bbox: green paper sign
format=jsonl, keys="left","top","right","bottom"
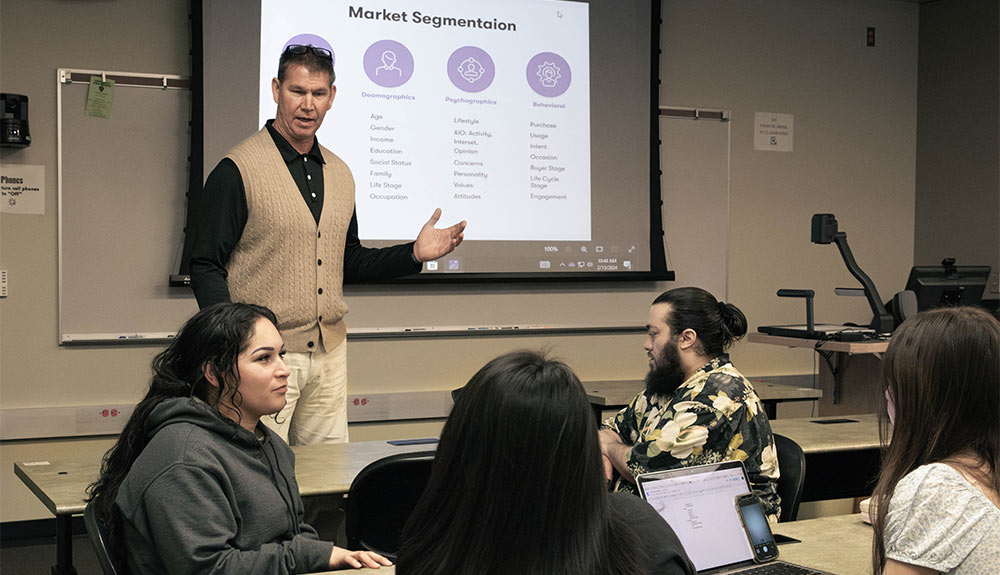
{"left": 85, "top": 76, "right": 115, "bottom": 119}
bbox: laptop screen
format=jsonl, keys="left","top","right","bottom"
{"left": 636, "top": 461, "right": 756, "bottom": 572}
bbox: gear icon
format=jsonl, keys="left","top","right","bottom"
{"left": 536, "top": 61, "right": 562, "bottom": 87}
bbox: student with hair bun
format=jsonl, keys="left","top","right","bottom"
{"left": 599, "top": 287, "right": 781, "bottom": 519}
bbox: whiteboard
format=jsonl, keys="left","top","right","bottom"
{"left": 659, "top": 115, "right": 730, "bottom": 301}
{"left": 58, "top": 71, "right": 198, "bottom": 342}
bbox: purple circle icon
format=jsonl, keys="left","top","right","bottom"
{"left": 283, "top": 33, "right": 336, "bottom": 68}
{"left": 364, "top": 40, "right": 414, "bottom": 88}
{"left": 447, "top": 46, "right": 495, "bottom": 93}
{"left": 526, "top": 52, "right": 571, "bottom": 97}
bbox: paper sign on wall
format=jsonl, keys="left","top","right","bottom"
{"left": 0, "top": 164, "right": 45, "bottom": 214}
{"left": 754, "top": 112, "right": 794, "bottom": 152}
{"left": 86, "top": 76, "right": 115, "bottom": 119}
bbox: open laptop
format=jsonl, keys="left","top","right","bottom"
{"left": 636, "top": 461, "right": 832, "bottom": 575}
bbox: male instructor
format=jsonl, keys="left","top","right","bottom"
{"left": 599, "top": 287, "right": 781, "bottom": 518}
{"left": 188, "top": 35, "right": 466, "bottom": 445}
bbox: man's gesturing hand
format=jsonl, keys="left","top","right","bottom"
{"left": 413, "top": 208, "right": 466, "bottom": 262}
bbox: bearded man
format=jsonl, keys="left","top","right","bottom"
{"left": 598, "top": 287, "right": 781, "bottom": 519}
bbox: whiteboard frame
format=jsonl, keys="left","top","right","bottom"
{"left": 56, "top": 68, "right": 190, "bottom": 344}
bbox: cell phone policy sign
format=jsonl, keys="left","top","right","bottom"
{"left": 754, "top": 112, "right": 793, "bottom": 152}
{"left": 0, "top": 164, "right": 45, "bottom": 214}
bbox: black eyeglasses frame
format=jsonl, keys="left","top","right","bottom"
{"left": 283, "top": 44, "right": 332, "bottom": 60}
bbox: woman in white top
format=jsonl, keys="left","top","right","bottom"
{"left": 872, "top": 306, "right": 1000, "bottom": 574}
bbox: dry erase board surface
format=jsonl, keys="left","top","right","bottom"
{"left": 59, "top": 79, "right": 198, "bottom": 342}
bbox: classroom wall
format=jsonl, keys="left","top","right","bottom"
{"left": 660, "top": 0, "right": 918, "bottom": 373}
{"left": 0, "top": 0, "right": 919, "bottom": 522}
{"left": 0, "top": 0, "right": 191, "bottom": 522}
{"left": 913, "top": 0, "right": 1000, "bottom": 294}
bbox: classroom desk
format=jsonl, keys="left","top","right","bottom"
{"left": 748, "top": 332, "right": 889, "bottom": 416}
{"left": 13, "top": 438, "right": 438, "bottom": 575}
{"left": 770, "top": 414, "right": 884, "bottom": 502}
{"left": 311, "top": 514, "right": 875, "bottom": 575}
{"left": 774, "top": 513, "right": 873, "bottom": 574}
{"left": 16, "top": 418, "right": 880, "bottom": 575}
{"left": 584, "top": 379, "right": 823, "bottom": 422}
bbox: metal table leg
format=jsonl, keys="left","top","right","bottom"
{"left": 51, "top": 514, "right": 78, "bottom": 575}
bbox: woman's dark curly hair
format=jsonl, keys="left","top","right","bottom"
{"left": 86, "top": 302, "right": 277, "bottom": 569}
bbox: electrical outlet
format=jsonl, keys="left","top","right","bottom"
{"left": 77, "top": 404, "right": 134, "bottom": 434}
{"left": 0, "top": 269, "right": 7, "bottom": 298}
{"left": 346, "top": 393, "right": 391, "bottom": 421}
{"left": 990, "top": 272, "right": 1000, "bottom": 294}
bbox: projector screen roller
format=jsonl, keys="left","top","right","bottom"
{"left": 201, "top": 0, "right": 669, "bottom": 281}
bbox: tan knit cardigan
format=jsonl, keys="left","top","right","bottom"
{"left": 226, "top": 129, "right": 353, "bottom": 353}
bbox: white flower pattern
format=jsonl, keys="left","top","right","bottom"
{"left": 603, "top": 355, "right": 781, "bottom": 518}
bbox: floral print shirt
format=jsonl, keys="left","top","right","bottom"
{"left": 603, "top": 355, "right": 781, "bottom": 518}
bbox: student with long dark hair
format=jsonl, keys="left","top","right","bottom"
{"left": 87, "top": 303, "right": 390, "bottom": 574}
{"left": 396, "top": 350, "right": 695, "bottom": 575}
{"left": 871, "top": 306, "right": 1000, "bottom": 574}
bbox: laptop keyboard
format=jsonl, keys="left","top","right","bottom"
{"left": 734, "top": 563, "right": 824, "bottom": 575}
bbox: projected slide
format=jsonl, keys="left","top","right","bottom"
{"left": 260, "top": 0, "right": 591, "bottom": 242}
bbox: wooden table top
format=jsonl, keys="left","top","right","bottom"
{"left": 311, "top": 514, "right": 874, "bottom": 575}
{"left": 13, "top": 458, "right": 100, "bottom": 517}
{"left": 774, "top": 513, "right": 874, "bottom": 574}
{"left": 770, "top": 413, "right": 883, "bottom": 454}
{"left": 749, "top": 332, "right": 890, "bottom": 354}
{"left": 15, "top": 415, "right": 881, "bottom": 519}
{"left": 583, "top": 379, "right": 822, "bottom": 407}
{"left": 292, "top": 440, "right": 437, "bottom": 498}
{"left": 14, "top": 438, "right": 439, "bottom": 517}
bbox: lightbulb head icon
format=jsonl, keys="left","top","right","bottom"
{"left": 537, "top": 61, "right": 561, "bottom": 87}
{"left": 526, "top": 52, "right": 571, "bottom": 97}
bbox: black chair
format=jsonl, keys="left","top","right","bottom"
{"left": 345, "top": 450, "right": 436, "bottom": 559}
{"left": 84, "top": 500, "right": 121, "bottom": 575}
{"left": 773, "top": 433, "right": 806, "bottom": 522}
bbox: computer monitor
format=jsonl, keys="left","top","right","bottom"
{"left": 904, "top": 263, "right": 991, "bottom": 311}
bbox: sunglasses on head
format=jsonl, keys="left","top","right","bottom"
{"left": 283, "top": 44, "right": 332, "bottom": 60}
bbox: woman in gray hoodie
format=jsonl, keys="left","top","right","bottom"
{"left": 87, "top": 302, "right": 390, "bottom": 574}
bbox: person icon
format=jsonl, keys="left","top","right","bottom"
{"left": 363, "top": 40, "right": 413, "bottom": 87}
{"left": 375, "top": 50, "right": 402, "bottom": 77}
{"left": 447, "top": 46, "right": 495, "bottom": 93}
{"left": 458, "top": 57, "right": 485, "bottom": 83}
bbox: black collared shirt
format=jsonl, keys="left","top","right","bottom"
{"left": 187, "top": 121, "right": 420, "bottom": 308}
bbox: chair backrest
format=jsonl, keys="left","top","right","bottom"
{"left": 345, "top": 450, "right": 436, "bottom": 559}
{"left": 772, "top": 433, "right": 806, "bottom": 522}
{"left": 84, "top": 500, "right": 121, "bottom": 575}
